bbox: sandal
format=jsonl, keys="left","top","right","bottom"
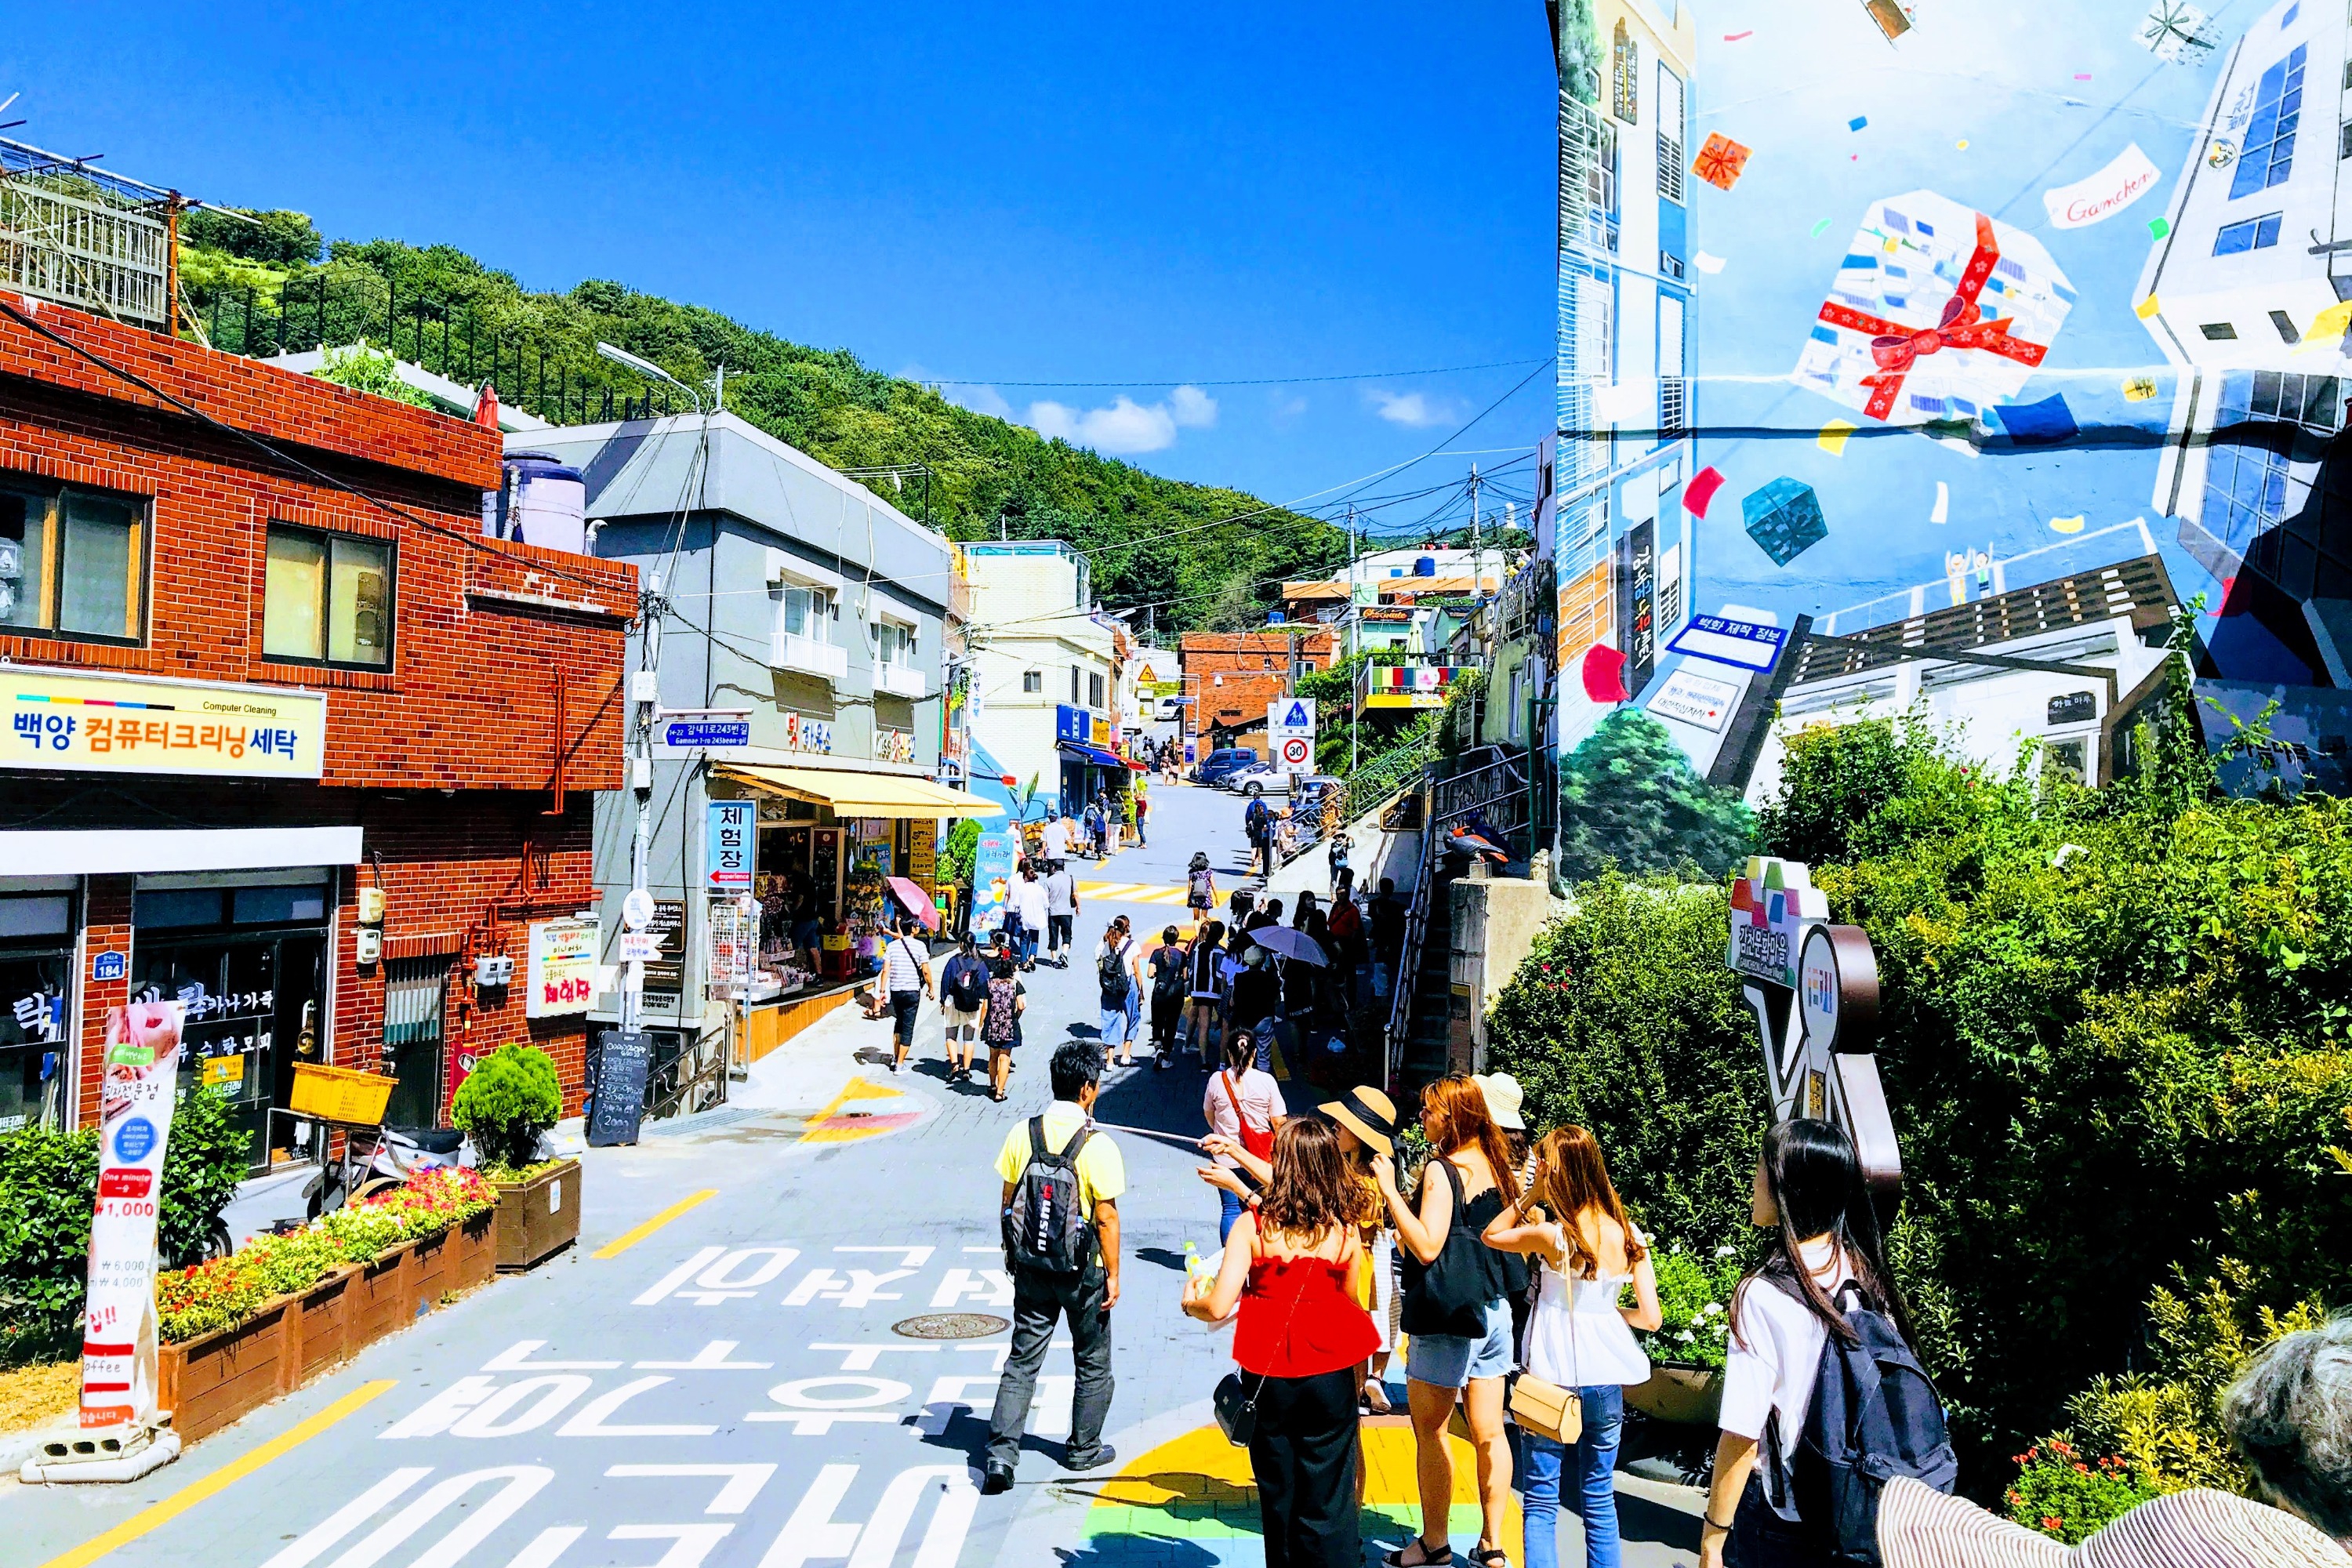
{"left": 1362, "top": 1382, "right": 1392, "bottom": 1416}
{"left": 1382, "top": 1544, "right": 1452, "bottom": 1568}
{"left": 1470, "top": 1550, "right": 1508, "bottom": 1568}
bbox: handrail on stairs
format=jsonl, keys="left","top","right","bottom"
{"left": 1382, "top": 747, "right": 1529, "bottom": 1091}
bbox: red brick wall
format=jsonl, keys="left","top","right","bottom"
{"left": 72, "top": 878, "right": 134, "bottom": 1131}
{"left": 0, "top": 295, "right": 637, "bottom": 793}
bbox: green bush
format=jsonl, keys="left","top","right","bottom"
{"left": 451, "top": 1045, "right": 564, "bottom": 1171}
{"left": 942, "top": 819, "right": 980, "bottom": 888}
{"left": 1641, "top": 1241, "right": 1744, "bottom": 1370}
{"left": 0, "top": 1087, "right": 248, "bottom": 1363}
{"left": 1484, "top": 872, "right": 1766, "bottom": 1254}
{"left": 313, "top": 342, "right": 439, "bottom": 410}
{"left": 1555, "top": 709, "right": 1754, "bottom": 884}
{"left": 2003, "top": 1439, "right": 2156, "bottom": 1543}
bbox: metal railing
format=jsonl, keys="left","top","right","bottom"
{"left": 647, "top": 1025, "right": 730, "bottom": 1121}
{"left": 1384, "top": 747, "right": 1530, "bottom": 1090}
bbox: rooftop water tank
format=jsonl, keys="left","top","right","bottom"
{"left": 1414, "top": 555, "right": 1437, "bottom": 576}
{"left": 1266, "top": 610, "right": 1287, "bottom": 624}
{"left": 492, "top": 451, "right": 587, "bottom": 553}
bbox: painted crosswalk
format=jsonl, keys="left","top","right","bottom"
{"left": 1075, "top": 880, "right": 1193, "bottom": 906}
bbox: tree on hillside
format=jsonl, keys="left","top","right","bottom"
{"left": 1555, "top": 707, "right": 1754, "bottom": 882}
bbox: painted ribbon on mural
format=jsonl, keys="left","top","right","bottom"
{"left": 1815, "top": 213, "right": 2050, "bottom": 422}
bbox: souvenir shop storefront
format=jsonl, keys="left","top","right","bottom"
{"left": 708, "top": 762, "right": 1000, "bottom": 1057}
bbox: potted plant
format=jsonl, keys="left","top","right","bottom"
{"left": 1627, "top": 1242, "right": 1741, "bottom": 1425}
{"left": 452, "top": 1044, "right": 579, "bottom": 1270}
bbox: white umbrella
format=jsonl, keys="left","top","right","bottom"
{"left": 1248, "top": 926, "right": 1330, "bottom": 967}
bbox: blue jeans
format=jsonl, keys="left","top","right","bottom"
{"left": 1519, "top": 1383, "right": 1624, "bottom": 1568}
{"left": 1018, "top": 926, "right": 1039, "bottom": 964}
{"left": 1099, "top": 1005, "right": 1132, "bottom": 1048}
{"left": 1218, "top": 1185, "right": 1245, "bottom": 1243}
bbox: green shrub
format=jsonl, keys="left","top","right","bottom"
{"left": 1555, "top": 709, "right": 1754, "bottom": 884}
{"left": 942, "top": 819, "right": 980, "bottom": 888}
{"left": 2003, "top": 1439, "right": 2156, "bottom": 1543}
{"left": 313, "top": 341, "right": 439, "bottom": 410}
{"left": 1640, "top": 1241, "right": 1743, "bottom": 1370}
{"left": 451, "top": 1045, "right": 564, "bottom": 1171}
{"left": 0, "top": 1087, "right": 246, "bottom": 1363}
{"left": 1484, "top": 872, "right": 1766, "bottom": 1254}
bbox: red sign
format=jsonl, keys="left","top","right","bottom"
{"left": 98, "top": 1169, "right": 152, "bottom": 1200}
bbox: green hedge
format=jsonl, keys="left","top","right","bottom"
{"left": 0, "top": 1086, "right": 249, "bottom": 1363}
{"left": 1486, "top": 704, "right": 2352, "bottom": 1483}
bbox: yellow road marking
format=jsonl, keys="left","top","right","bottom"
{"left": 797, "top": 1075, "right": 920, "bottom": 1145}
{"left": 591, "top": 1189, "right": 719, "bottom": 1259}
{"left": 38, "top": 1380, "right": 396, "bottom": 1568}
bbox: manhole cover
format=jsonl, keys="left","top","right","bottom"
{"left": 891, "top": 1313, "right": 1010, "bottom": 1340}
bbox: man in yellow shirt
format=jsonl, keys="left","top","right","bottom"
{"left": 982, "top": 1039, "right": 1124, "bottom": 1493}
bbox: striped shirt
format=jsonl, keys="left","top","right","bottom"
{"left": 883, "top": 937, "right": 927, "bottom": 995}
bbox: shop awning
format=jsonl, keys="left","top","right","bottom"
{"left": 1058, "top": 742, "right": 1127, "bottom": 770}
{"left": 715, "top": 763, "right": 1003, "bottom": 818}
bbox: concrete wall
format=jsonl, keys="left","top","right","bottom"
{"left": 1447, "top": 863, "right": 1568, "bottom": 1073}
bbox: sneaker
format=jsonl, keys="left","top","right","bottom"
{"left": 980, "top": 1465, "right": 1014, "bottom": 1496}
{"left": 1060, "top": 1443, "right": 1116, "bottom": 1473}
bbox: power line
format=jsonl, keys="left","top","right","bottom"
{"left": 922, "top": 357, "right": 1547, "bottom": 390}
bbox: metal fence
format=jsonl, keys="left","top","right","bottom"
{"left": 185, "top": 270, "right": 686, "bottom": 425}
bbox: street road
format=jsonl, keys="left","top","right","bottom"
{"left": 12, "top": 782, "right": 1696, "bottom": 1567}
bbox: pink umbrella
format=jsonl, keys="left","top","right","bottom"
{"left": 887, "top": 877, "right": 941, "bottom": 932}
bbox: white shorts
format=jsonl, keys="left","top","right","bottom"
{"left": 942, "top": 1006, "right": 982, "bottom": 1034}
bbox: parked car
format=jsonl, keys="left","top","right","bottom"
{"left": 1195, "top": 748, "right": 1260, "bottom": 787}
{"left": 1229, "top": 763, "right": 1290, "bottom": 797}
{"left": 1293, "top": 775, "right": 1343, "bottom": 812}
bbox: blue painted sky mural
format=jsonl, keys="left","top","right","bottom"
{"left": 1552, "top": 0, "right": 2352, "bottom": 798}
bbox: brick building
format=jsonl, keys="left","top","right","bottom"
{"left": 1178, "top": 628, "right": 1335, "bottom": 757}
{"left": 0, "top": 293, "right": 635, "bottom": 1168}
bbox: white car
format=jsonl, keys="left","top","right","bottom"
{"left": 1226, "top": 762, "right": 1291, "bottom": 797}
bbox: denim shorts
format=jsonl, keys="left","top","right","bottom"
{"left": 1406, "top": 1296, "right": 1514, "bottom": 1388}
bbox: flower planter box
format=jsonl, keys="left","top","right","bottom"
{"left": 494, "top": 1160, "right": 582, "bottom": 1272}
{"left": 1626, "top": 1363, "right": 1724, "bottom": 1427}
{"left": 158, "top": 1217, "right": 495, "bottom": 1446}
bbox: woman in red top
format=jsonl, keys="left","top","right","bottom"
{"left": 1186, "top": 1118, "right": 1381, "bottom": 1567}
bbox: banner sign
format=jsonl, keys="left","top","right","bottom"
{"left": 1665, "top": 613, "right": 1789, "bottom": 673}
{"left": 81, "top": 1001, "right": 185, "bottom": 1432}
{"left": 2041, "top": 143, "right": 2160, "bottom": 230}
{"left": 5, "top": 667, "right": 326, "bottom": 780}
{"left": 525, "top": 917, "right": 601, "bottom": 1019}
{"left": 969, "top": 828, "right": 1018, "bottom": 933}
{"left": 706, "top": 800, "right": 755, "bottom": 889}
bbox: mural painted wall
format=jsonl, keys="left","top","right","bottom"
{"left": 1546, "top": 0, "right": 2352, "bottom": 814}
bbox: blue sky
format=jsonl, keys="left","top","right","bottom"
{"left": 0, "top": 3, "right": 1560, "bottom": 535}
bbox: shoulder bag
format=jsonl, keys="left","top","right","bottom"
{"left": 1212, "top": 1233, "right": 1317, "bottom": 1448}
{"left": 1399, "top": 1158, "right": 1501, "bottom": 1338}
{"left": 1508, "top": 1250, "right": 1582, "bottom": 1444}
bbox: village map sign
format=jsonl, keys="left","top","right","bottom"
{"left": 1727, "top": 855, "right": 1902, "bottom": 1193}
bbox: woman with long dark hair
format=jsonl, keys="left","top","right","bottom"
{"left": 1373, "top": 1074, "right": 1523, "bottom": 1568}
{"left": 1700, "top": 1119, "right": 1918, "bottom": 1568}
{"left": 1185, "top": 1118, "right": 1380, "bottom": 1568}
{"left": 1484, "top": 1126, "right": 1662, "bottom": 1568}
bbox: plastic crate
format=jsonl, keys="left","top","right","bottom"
{"left": 289, "top": 1062, "right": 395, "bottom": 1125}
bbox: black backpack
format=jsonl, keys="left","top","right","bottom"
{"left": 1003, "top": 1118, "right": 1095, "bottom": 1275}
{"left": 1151, "top": 946, "right": 1186, "bottom": 1000}
{"left": 1098, "top": 944, "right": 1130, "bottom": 1004}
{"left": 946, "top": 956, "right": 987, "bottom": 1013}
{"left": 1767, "top": 1281, "right": 1959, "bottom": 1566}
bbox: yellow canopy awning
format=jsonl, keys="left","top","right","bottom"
{"left": 716, "top": 763, "right": 1004, "bottom": 819}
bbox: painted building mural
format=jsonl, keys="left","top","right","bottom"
{"left": 1544, "top": 0, "right": 2352, "bottom": 823}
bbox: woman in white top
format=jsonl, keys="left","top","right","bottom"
{"left": 1700, "top": 1119, "right": 1920, "bottom": 1568}
{"left": 1484, "top": 1125, "right": 1662, "bottom": 1568}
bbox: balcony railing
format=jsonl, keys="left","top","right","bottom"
{"left": 770, "top": 631, "right": 849, "bottom": 684}
{"left": 873, "top": 662, "right": 929, "bottom": 699}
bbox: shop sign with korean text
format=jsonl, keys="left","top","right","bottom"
{"left": 5, "top": 666, "right": 326, "bottom": 779}
{"left": 525, "top": 916, "right": 601, "bottom": 1019}
{"left": 706, "top": 800, "right": 755, "bottom": 889}
{"left": 80, "top": 1001, "right": 185, "bottom": 1432}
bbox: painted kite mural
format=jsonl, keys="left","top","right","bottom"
{"left": 1541, "top": 0, "right": 2352, "bottom": 821}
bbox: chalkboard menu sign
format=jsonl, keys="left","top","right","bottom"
{"left": 587, "top": 1029, "right": 654, "bottom": 1146}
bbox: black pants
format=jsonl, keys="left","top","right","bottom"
{"left": 1048, "top": 913, "right": 1074, "bottom": 955}
{"left": 889, "top": 989, "right": 920, "bottom": 1046}
{"left": 1151, "top": 994, "right": 1182, "bottom": 1049}
{"left": 987, "top": 1265, "right": 1114, "bottom": 1470}
{"left": 1725, "top": 1473, "right": 1828, "bottom": 1568}
{"left": 1248, "top": 1365, "right": 1360, "bottom": 1568}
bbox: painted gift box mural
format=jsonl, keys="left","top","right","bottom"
{"left": 1795, "top": 194, "right": 2072, "bottom": 427}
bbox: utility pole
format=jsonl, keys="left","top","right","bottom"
{"left": 1347, "top": 503, "right": 1359, "bottom": 775}
{"left": 1468, "top": 462, "right": 1486, "bottom": 655}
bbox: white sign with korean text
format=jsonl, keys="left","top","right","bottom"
{"left": 1649, "top": 666, "right": 1741, "bottom": 733}
{"left": 525, "top": 917, "right": 601, "bottom": 1019}
{"left": 80, "top": 1001, "right": 185, "bottom": 1432}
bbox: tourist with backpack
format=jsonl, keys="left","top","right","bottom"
{"left": 1096, "top": 916, "right": 1138, "bottom": 1068}
{"left": 983, "top": 1040, "right": 1125, "bottom": 1495}
{"left": 1185, "top": 918, "right": 1227, "bottom": 1067}
{"left": 939, "top": 932, "right": 990, "bottom": 1084}
{"left": 1186, "top": 851, "right": 1218, "bottom": 927}
{"left": 1483, "top": 1125, "right": 1664, "bottom": 1568}
{"left": 1700, "top": 1119, "right": 1955, "bottom": 1568}
{"left": 1145, "top": 924, "right": 1189, "bottom": 1069}
{"left": 978, "top": 954, "right": 1025, "bottom": 1103}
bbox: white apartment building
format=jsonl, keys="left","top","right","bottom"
{"left": 1549, "top": 0, "right": 1700, "bottom": 758}
{"left": 960, "top": 540, "right": 1118, "bottom": 815}
{"left": 2140, "top": 0, "right": 2350, "bottom": 582}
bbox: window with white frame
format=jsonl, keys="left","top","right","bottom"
{"left": 777, "top": 583, "right": 835, "bottom": 640}
{"left": 1022, "top": 669, "right": 1043, "bottom": 693}
{"left": 871, "top": 619, "right": 915, "bottom": 667}
{"left": 1656, "top": 64, "right": 1686, "bottom": 202}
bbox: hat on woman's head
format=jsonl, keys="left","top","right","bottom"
{"left": 1319, "top": 1085, "right": 1398, "bottom": 1158}
{"left": 1475, "top": 1072, "right": 1526, "bottom": 1131}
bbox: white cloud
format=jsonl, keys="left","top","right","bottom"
{"left": 941, "top": 382, "right": 1015, "bottom": 420}
{"left": 1024, "top": 385, "right": 1218, "bottom": 455}
{"left": 1367, "top": 388, "right": 1457, "bottom": 427}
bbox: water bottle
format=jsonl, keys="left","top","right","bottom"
{"left": 1183, "top": 1240, "right": 1208, "bottom": 1284}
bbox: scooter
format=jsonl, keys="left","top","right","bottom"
{"left": 303, "top": 1124, "right": 465, "bottom": 1219}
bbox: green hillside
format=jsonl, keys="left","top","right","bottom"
{"left": 178, "top": 209, "right": 1345, "bottom": 630}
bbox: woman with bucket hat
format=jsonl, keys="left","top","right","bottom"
{"left": 1324, "top": 1085, "right": 1403, "bottom": 1416}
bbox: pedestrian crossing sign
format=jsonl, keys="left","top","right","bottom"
{"left": 1280, "top": 700, "right": 1310, "bottom": 728}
